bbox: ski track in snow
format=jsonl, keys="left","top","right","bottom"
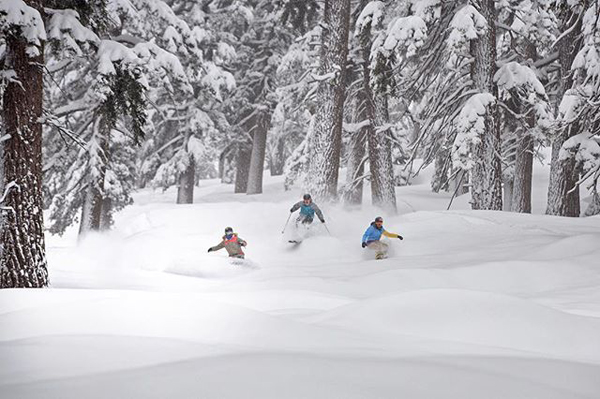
{"left": 2, "top": 166, "right": 600, "bottom": 398}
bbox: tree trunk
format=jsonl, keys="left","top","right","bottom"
{"left": 269, "top": 137, "right": 286, "bottom": 176}
{"left": 234, "top": 141, "right": 252, "bottom": 193}
{"left": 177, "top": 154, "right": 195, "bottom": 204}
{"left": 99, "top": 197, "right": 113, "bottom": 231}
{"left": 247, "top": 114, "right": 269, "bottom": 195}
{"left": 546, "top": 8, "right": 583, "bottom": 217}
{"left": 307, "top": 0, "right": 351, "bottom": 201}
{"left": 511, "top": 134, "right": 533, "bottom": 213}
{"left": 510, "top": 43, "right": 537, "bottom": 214}
{"left": 343, "top": 94, "right": 367, "bottom": 205}
{"left": 0, "top": 3, "right": 49, "bottom": 288}
{"left": 370, "top": 94, "right": 397, "bottom": 212}
{"left": 469, "top": 0, "right": 502, "bottom": 210}
{"left": 359, "top": 34, "right": 397, "bottom": 212}
{"left": 432, "top": 145, "right": 450, "bottom": 193}
{"left": 79, "top": 118, "right": 109, "bottom": 237}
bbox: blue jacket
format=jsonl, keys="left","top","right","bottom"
{"left": 362, "top": 223, "right": 398, "bottom": 244}
{"left": 290, "top": 201, "right": 324, "bottom": 222}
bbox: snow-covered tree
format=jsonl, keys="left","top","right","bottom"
{"left": 548, "top": 0, "right": 600, "bottom": 217}
{"left": 307, "top": 0, "right": 351, "bottom": 201}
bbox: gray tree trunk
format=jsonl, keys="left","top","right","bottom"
{"left": 546, "top": 8, "right": 583, "bottom": 217}
{"left": 79, "top": 118, "right": 109, "bottom": 237}
{"left": 359, "top": 34, "right": 396, "bottom": 212}
{"left": 511, "top": 134, "right": 533, "bottom": 213}
{"left": 510, "top": 44, "right": 537, "bottom": 214}
{"left": 177, "top": 154, "right": 195, "bottom": 204}
{"left": 99, "top": 197, "right": 113, "bottom": 231}
{"left": 269, "top": 137, "right": 286, "bottom": 176}
{"left": 469, "top": 0, "right": 502, "bottom": 210}
{"left": 234, "top": 141, "right": 252, "bottom": 193}
{"left": 307, "top": 0, "right": 351, "bottom": 201}
{"left": 344, "top": 94, "right": 368, "bottom": 205}
{"left": 370, "top": 94, "right": 397, "bottom": 212}
{"left": 247, "top": 114, "right": 269, "bottom": 195}
{"left": 0, "top": 0, "right": 49, "bottom": 288}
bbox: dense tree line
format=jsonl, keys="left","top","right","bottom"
{"left": 1, "top": 0, "right": 599, "bottom": 287}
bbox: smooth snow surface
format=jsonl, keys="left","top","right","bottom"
{"left": 2, "top": 165, "right": 600, "bottom": 399}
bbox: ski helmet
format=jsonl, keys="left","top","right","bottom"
{"left": 224, "top": 227, "right": 233, "bottom": 234}
{"left": 374, "top": 216, "right": 383, "bottom": 223}
{"left": 303, "top": 193, "right": 312, "bottom": 201}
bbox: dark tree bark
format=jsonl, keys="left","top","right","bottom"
{"left": 1, "top": 0, "right": 49, "bottom": 288}
{"left": 469, "top": 0, "right": 503, "bottom": 211}
{"left": 546, "top": 7, "right": 584, "bottom": 217}
{"left": 307, "top": 0, "right": 351, "bottom": 201}
{"left": 246, "top": 114, "right": 269, "bottom": 195}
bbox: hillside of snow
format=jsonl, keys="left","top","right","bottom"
{"left": 1, "top": 162, "right": 600, "bottom": 399}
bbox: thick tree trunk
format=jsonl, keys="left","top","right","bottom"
{"left": 546, "top": 9, "right": 583, "bottom": 217}
{"left": 469, "top": 0, "right": 502, "bottom": 210}
{"left": 234, "top": 141, "right": 252, "bottom": 193}
{"left": 511, "top": 134, "right": 533, "bottom": 213}
{"left": 0, "top": 6, "right": 49, "bottom": 288}
{"left": 269, "top": 137, "right": 286, "bottom": 176}
{"left": 359, "top": 36, "right": 397, "bottom": 212}
{"left": 307, "top": 0, "right": 351, "bottom": 201}
{"left": 99, "top": 197, "right": 113, "bottom": 231}
{"left": 370, "top": 95, "right": 397, "bottom": 212}
{"left": 247, "top": 114, "right": 269, "bottom": 195}
{"left": 177, "top": 154, "right": 195, "bottom": 204}
{"left": 510, "top": 44, "right": 536, "bottom": 214}
{"left": 344, "top": 94, "right": 367, "bottom": 205}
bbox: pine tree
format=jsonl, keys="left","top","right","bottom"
{"left": 0, "top": 0, "right": 48, "bottom": 288}
{"left": 307, "top": 0, "right": 351, "bottom": 200}
{"left": 546, "top": 2, "right": 585, "bottom": 217}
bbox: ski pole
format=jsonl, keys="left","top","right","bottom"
{"left": 281, "top": 213, "right": 292, "bottom": 234}
{"left": 322, "top": 221, "right": 331, "bottom": 236}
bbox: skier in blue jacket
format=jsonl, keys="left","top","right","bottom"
{"left": 290, "top": 194, "right": 325, "bottom": 225}
{"left": 362, "top": 216, "right": 403, "bottom": 259}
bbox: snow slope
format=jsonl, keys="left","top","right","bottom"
{"left": 1, "top": 163, "right": 600, "bottom": 399}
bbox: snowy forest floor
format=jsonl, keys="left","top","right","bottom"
{"left": 2, "top": 161, "right": 600, "bottom": 399}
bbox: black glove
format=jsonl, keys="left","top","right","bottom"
{"left": 320, "top": 219, "right": 325, "bottom": 223}
{"left": 362, "top": 242, "right": 367, "bottom": 248}
{"left": 290, "top": 208, "right": 294, "bottom": 213}
{"left": 207, "top": 248, "right": 213, "bottom": 252}
{"left": 398, "top": 236, "right": 404, "bottom": 240}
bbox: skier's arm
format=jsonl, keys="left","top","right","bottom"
{"left": 383, "top": 230, "right": 403, "bottom": 240}
{"left": 208, "top": 241, "right": 225, "bottom": 252}
{"left": 312, "top": 204, "right": 325, "bottom": 222}
{"left": 290, "top": 201, "right": 301, "bottom": 213}
{"left": 239, "top": 238, "right": 247, "bottom": 247}
{"left": 362, "top": 228, "right": 370, "bottom": 244}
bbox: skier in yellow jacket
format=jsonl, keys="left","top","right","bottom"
{"left": 361, "top": 217, "right": 403, "bottom": 259}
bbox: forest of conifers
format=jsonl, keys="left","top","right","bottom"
{"left": 1, "top": 0, "right": 599, "bottom": 288}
